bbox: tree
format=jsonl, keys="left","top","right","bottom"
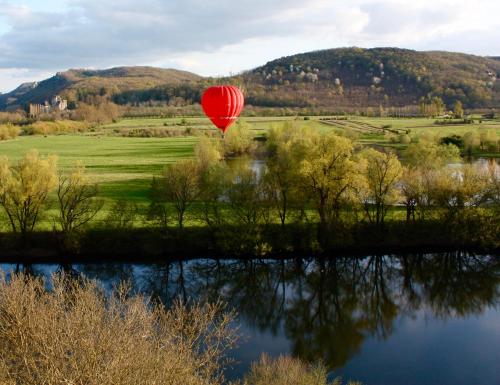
{"left": 404, "top": 139, "right": 460, "bottom": 169}
{"left": 463, "top": 131, "right": 480, "bottom": 156}
{"left": 198, "top": 163, "right": 231, "bottom": 228}
{"left": 478, "top": 128, "right": 498, "bottom": 152}
{"left": 431, "top": 96, "right": 445, "bottom": 117}
{"left": 57, "top": 162, "right": 102, "bottom": 250}
{"left": 300, "top": 132, "right": 359, "bottom": 228}
{"left": 75, "top": 102, "right": 120, "bottom": 124}
{"left": 432, "top": 164, "right": 491, "bottom": 222}
{"left": 194, "top": 137, "right": 230, "bottom": 228}
{"left": 361, "top": 149, "right": 402, "bottom": 227}
{"left": 104, "top": 200, "right": 139, "bottom": 229}
{"left": 263, "top": 123, "right": 308, "bottom": 226}
{"left": 453, "top": 100, "right": 464, "bottom": 118}
{"left": 223, "top": 120, "right": 255, "bottom": 156}
{"left": 162, "top": 160, "right": 199, "bottom": 229}
{"left": 400, "top": 167, "right": 423, "bottom": 222}
{"left": 227, "top": 161, "right": 263, "bottom": 227}
{"left": 195, "top": 136, "right": 222, "bottom": 174}
{"left": 0, "top": 150, "right": 58, "bottom": 241}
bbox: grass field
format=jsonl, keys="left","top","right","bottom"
{"left": 102, "top": 115, "right": 500, "bottom": 140}
{"left": 0, "top": 135, "right": 197, "bottom": 202}
{"left": 0, "top": 115, "right": 499, "bottom": 230}
{"left": 2, "top": 115, "right": 499, "bottom": 200}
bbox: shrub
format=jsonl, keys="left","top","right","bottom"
{"left": 123, "top": 127, "right": 192, "bottom": 137}
{"left": 440, "top": 135, "right": 463, "bottom": 148}
{"left": 385, "top": 132, "right": 397, "bottom": 143}
{"left": 398, "top": 133, "right": 411, "bottom": 144}
{"left": 23, "top": 120, "right": 90, "bottom": 135}
{"left": 223, "top": 120, "right": 255, "bottom": 156}
{"left": 0, "top": 124, "right": 20, "bottom": 140}
{"left": 103, "top": 200, "right": 139, "bottom": 229}
{"left": 0, "top": 273, "right": 238, "bottom": 385}
{"left": 245, "top": 354, "right": 360, "bottom": 385}
{"left": 0, "top": 112, "right": 26, "bottom": 124}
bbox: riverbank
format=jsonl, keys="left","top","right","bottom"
{"left": 0, "top": 220, "right": 498, "bottom": 263}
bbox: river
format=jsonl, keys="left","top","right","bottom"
{"left": 1, "top": 253, "right": 499, "bottom": 385}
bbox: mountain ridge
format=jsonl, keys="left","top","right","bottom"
{"left": 1, "top": 47, "right": 499, "bottom": 111}
{"left": 0, "top": 66, "right": 201, "bottom": 110}
{"left": 237, "top": 47, "right": 500, "bottom": 109}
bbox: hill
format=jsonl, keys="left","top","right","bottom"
{"left": 237, "top": 48, "right": 500, "bottom": 109}
{"left": 1, "top": 48, "right": 499, "bottom": 111}
{"left": 0, "top": 66, "right": 201, "bottom": 111}
{"left": 112, "top": 48, "right": 500, "bottom": 110}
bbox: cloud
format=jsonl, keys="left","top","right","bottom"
{"left": 0, "top": 0, "right": 309, "bottom": 69}
{"left": 0, "top": 68, "right": 53, "bottom": 92}
{"left": 0, "top": 0, "right": 499, "bottom": 92}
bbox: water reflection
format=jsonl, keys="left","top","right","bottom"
{"left": 2, "top": 253, "right": 498, "bottom": 376}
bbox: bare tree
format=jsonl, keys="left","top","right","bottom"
{"left": 361, "top": 149, "right": 402, "bottom": 227}
{"left": 162, "top": 159, "right": 199, "bottom": 229}
{"left": 57, "top": 162, "right": 102, "bottom": 249}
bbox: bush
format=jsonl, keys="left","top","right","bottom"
{"left": 23, "top": 120, "right": 90, "bottom": 135}
{"left": 123, "top": 127, "right": 193, "bottom": 137}
{"left": 0, "top": 124, "right": 20, "bottom": 140}
{"left": 0, "top": 112, "right": 25, "bottom": 124}
{"left": 245, "top": 354, "right": 360, "bottom": 385}
{"left": 440, "top": 135, "right": 463, "bottom": 148}
{"left": 0, "top": 273, "right": 238, "bottom": 385}
{"left": 434, "top": 118, "right": 473, "bottom": 125}
{"left": 223, "top": 120, "right": 256, "bottom": 156}
{"left": 398, "top": 133, "right": 411, "bottom": 144}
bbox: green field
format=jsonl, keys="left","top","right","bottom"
{"left": 102, "top": 115, "right": 500, "bottom": 139}
{"left": 0, "top": 135, "right": 197, "bottom": 202}
{"left": 1, "top": 115, "right": 499, "bottom": 226}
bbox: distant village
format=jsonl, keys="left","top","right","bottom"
{"left": 29, "top": 96, "right": 68, "bottom": 117}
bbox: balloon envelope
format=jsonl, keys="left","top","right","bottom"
{"left": 201, "top": 85, "right": 244, "bottom": 134}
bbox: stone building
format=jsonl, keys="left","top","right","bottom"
{"left": 29, "top": 95, "right": 68, "bottom": 117}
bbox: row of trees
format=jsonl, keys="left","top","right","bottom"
{"left": 149, "top": 124, "right": 498, "bottom": 244}
{"left": 0, "top": 126, "right": 498, "bottom": 252}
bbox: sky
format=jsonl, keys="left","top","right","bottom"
{"left": 0, "top": 0, "right": 499, "bottom": 93}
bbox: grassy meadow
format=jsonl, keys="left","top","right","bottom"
{"left": 0, "top": 135, "right": 198, "bottom": 229}
{"left": 0, "top": 135, "right": 197, "bottom": 202}
{"left": 1, "top": 115, "right": 499, "bottom": 230}
{"left": 101, "top": 114, "right": 500, "bottom": 140}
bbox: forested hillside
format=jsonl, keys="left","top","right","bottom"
{"left": 1, "top": 48, "right": 499, "bottom": 112}
{"left": 0, "top": 67, "right": 201, "bottom": 110}
{"left": 238, "top": 48, "right": 500, "bottom": 109}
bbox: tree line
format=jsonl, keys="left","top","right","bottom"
{"left": 0, "top": 123, "right": 499, "bottom": 254}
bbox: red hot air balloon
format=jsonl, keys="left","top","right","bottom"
{"left": 201, "top": 85, "right": 244, "bottom": 135}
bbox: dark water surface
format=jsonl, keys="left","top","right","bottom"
{"left": 1, "top": 253, "right": 499, "bottom": 385}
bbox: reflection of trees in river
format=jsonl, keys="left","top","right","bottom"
{"left": 129, "top": 254, "right": 498, "bottom": 370}
{"left": 17, "top": 253, "right": 499, "bottom": 371}
{"left": 405, "top": 253, "right": 500, "bottom": 318}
